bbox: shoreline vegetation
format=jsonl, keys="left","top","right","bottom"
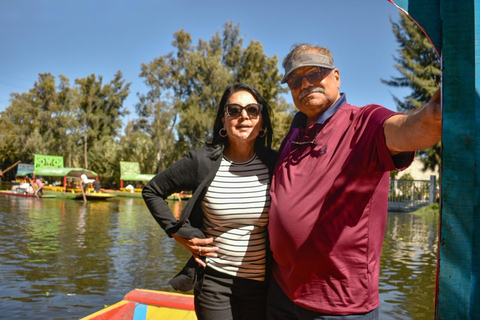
{"left": 412, "top": 202, "right": 440, "bottom": 215}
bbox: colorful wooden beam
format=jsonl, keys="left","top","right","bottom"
{"left": 81, "top": 289, "right": 196, "bottom": 320}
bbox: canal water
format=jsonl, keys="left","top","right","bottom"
{"left": 0, "top": 186, "right": 438, "bottom": 319}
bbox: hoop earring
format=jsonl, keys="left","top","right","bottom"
{"left": 219, "top": 128, "right": 227, "bottom": 137}
{"left": 258, "top": 129, "right": 266, "bottom": 138}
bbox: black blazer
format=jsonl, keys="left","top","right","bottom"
{"left": 142, "top": 144, "right": 277, "bottom": 291}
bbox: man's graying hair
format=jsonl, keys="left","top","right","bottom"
{"left": 282, "top": 44, "right": 334, "bottom": 69}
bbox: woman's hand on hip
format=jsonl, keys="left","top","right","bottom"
{"left": 172, "top": 234, "right": 218, "bottom": 267}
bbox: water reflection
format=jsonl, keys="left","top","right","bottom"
{"left": 0, "top": 196, "right": 191, "bottom": 319}
{"left": 380, "top": 211, "right": 438, "bottom": 319}
{"left": 0, "top": 192, "right": 438, "bottom": 319}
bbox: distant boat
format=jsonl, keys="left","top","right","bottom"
{"left": 0, "top": 190, "right": 55, "bottom": 199}
{"left": 115, "top": 161, "right": 155, "bottom": 197}
{"left": 34, "top": 154, "right": 115, "bottom": 201}
{"left": 113, "top": 162, "right": 193, "bottom": 201}
{"left": 41, "top": 190, "right": 116, "bottom": 200}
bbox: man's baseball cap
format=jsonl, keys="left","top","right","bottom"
{"left": 281, "top": 52, "right": 335, "bottom": 84}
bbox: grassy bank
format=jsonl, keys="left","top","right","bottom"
{"left": 413, "top": 202, "right": 440, "bottom": 215}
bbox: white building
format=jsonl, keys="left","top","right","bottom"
{"left": 399, "top": 157, "right": 439, "bottom": 181}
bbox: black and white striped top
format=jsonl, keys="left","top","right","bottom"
{"left": 201, "top": 155, "right": 270, "bottom": 281}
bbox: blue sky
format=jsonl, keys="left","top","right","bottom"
{"left": 1, "top": 0, "right": 409, "bottom": 119}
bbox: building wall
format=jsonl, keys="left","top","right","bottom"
{"left": 399, "top": 157, "right": 439, "bottom": 181}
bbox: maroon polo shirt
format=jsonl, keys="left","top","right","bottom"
{"left": 269, "top": 95, "right": 413, "bottom": 315}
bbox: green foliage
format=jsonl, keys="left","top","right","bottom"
{"left": 132, "top": 22, "right": 293, "bottom": 171}
{"left": 0, "top": 73, "right": 81, "bottom": 165}
{"left": 383, "top": 14, "right": 441, "bottom": 172}
{"left": 0, "top": 22, "right": 295, "bottom": 185}
{"left": 75, "top": 71, "right": 130, "bottom": 177}
{"left": 412, "top": 202, "right": 440, "bottom": 216}
{"left": 87, "top": 136, "right": 122, "bottom": 185}
{"left": 398, "top": 173, "right": 414, "bottom": 181}
{"left": 392, "top": 173, "right": 431, "bottom": 202}
{"left": 120, "top": 123, "right": 157, "bottom": 174}
{"left": 397, "top": 173, "right": 414, "bottom": 199}
{"left": 0, "top": 72, "right": 130, "bottom": 187}
{"left": 390, "top": 170, "right": 399, "bottom": 179}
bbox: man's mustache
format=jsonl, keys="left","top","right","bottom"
{"left": 298, "top": 87, "right": 324, "bottom": 100}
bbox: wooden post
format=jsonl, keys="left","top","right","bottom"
{"left": 429, "top": 175, "right": 436, "bottom": 204}
{"left": 0, "top": 160, "right": 21, "bottom": 176}
{"left": 388, "top": 0, "right": 480, "bottom": 318}
{"left": 79, "top": 177, "right": 87, "bottom": 203}
{"left": 436, "top": 0, "right": 479, "bottom": 318}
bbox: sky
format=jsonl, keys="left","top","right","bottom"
{"left": 0, "top": 0, "right": 410, "bottom": 120}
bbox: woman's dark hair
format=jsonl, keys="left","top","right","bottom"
{"left": 210, "top": 83, "right": 273, "bottom": 155}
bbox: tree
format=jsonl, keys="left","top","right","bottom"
{"left": 133, "top": 22, "right": 293, "bottom": 172}
{"left": 54, "top": 75, "right": 83, "bottom": 167}
{"left": 120, "top": 123, "right": 156, "bottom": 173}
{"left": 0, "top": 73, "right": 81, "bottom": 165}
{"left": 0, "top": 72, "right": 131, "bottom": 186}
{"left": 383, "top": 14, "right": 441, "bottom": 172}
{"left": 75, "top": 71, "right": 130, "bottom": 176}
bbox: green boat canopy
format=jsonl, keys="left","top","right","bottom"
{"left": 119, "top": 161, "right": 155, "bottom": 182}
{"left": 120, "top": 173, "right": 155, "bottom": 181}
{"left": 34, "top": 167, "right": 98, "bottom": 179}
{"left": 33, "top": 154, "right": 97, "bottom": 179}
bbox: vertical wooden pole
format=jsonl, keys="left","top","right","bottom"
{"left": 388, "top": 0, "right": 479, "bottom": 318}
{"left": 436, "top": 0, "right": 479, "bottom": 318}
{"left": 79, "top": 177, "right": 87, "bottom": 203}
{"left": 429, "top": 175, "right": 436, "bottom": 204}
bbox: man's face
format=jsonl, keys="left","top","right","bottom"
{"left": 288, "top": 63, "right": 341, "bottom": 123}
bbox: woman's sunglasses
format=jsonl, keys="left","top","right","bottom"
{"left": 287, "top": 67, "right": 332, "bottom": 90}
{"left": 225, "top": 103, "right": 263, "bottom": 118}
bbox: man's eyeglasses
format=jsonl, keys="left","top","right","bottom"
{"left": 225, "top": 103, "right": 263, "bottom": 118}
{"left": 290, "top": 129, "right": 321, "bottom": 145}
{"left": 289, "top": 125, "right": 323, "bottom": 146}
{"left": 286, "top": 67, "right": 332, "bottom": 90}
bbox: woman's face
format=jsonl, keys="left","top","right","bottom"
{"left": 222, "top": 90, "right": 263, "bottom": 148}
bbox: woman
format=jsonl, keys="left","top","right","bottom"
{"left": 142, "top": 83, "right": 276, "bottom": 320}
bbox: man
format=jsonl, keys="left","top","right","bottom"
{"left": 80, "top": 172, "right": 90, "bottom": 192}
{"left": 93, "top": 177, "right": 101, "bottom": 193}
{"left": 267, "top": 44, "right": 441, "bottom": 319}
{"left": 34, "top": 177, "right": 44, "bottom": 196}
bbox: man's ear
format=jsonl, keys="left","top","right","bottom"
{"left": 334, "top": 68, "right": 341, "bottom": 89}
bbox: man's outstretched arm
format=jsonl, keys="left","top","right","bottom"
{"left": 384, "top": 89, "right": 442, "bottom": 155}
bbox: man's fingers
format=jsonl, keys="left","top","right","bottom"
{"left": 194, "top": 256, "right": 206, "bottom": 268}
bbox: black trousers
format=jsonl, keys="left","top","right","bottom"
{"left": 194, "top": 267, "right": 266, "bottom": 320}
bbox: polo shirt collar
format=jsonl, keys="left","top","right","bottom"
{"left": 290, "top": 93, "right": 347, "bottom": 129}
